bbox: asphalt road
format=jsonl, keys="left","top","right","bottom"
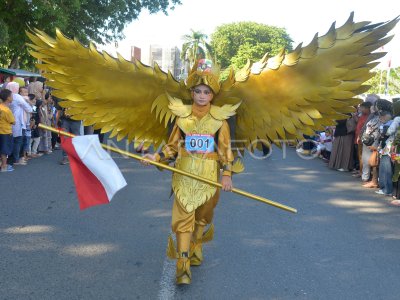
{"left": 1, "top": 142, "right": 400, "bottom": 300}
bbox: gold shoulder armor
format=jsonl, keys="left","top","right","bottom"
{"left": 167, "top": 94, "right": 192, "bottom": 118}
{"left": 209, "top": 101, "right": 241, "bottom": 120}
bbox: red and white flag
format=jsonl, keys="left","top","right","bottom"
{"left": 61, "top": 135, "right": 127, "bottom": 210}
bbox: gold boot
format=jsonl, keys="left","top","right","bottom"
{"left": 189, "top": 223, "right": 214, "bottom": 266}
{"left": 190, "top": 241, "right": 203, "bottom": 266}
{"left": 176, "top": 254, "right": 191, "bottom": 285}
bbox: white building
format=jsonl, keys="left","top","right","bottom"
{"left": 147, "top": 45, "right": 183, "bottom": 79}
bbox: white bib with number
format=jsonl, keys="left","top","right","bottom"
{"left": 185, "top": 134, "right": 214, "bottom": 153}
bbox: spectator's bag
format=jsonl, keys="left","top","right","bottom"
{"left": 361, "top": 131, "right": 375, "bottom": 146}
{"left": 368, "top": 150, "right": 379, "bottom": 167}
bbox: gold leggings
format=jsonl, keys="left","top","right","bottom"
{"left": 171, "top": 189, "right": 220, "bottom": 233}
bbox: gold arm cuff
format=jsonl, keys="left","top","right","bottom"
{"left": 222, "top": 170, "right": 232, "bottom": 177}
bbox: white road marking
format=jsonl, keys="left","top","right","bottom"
{"left": 158, "top": 234, "right": 177, "bottom": 299}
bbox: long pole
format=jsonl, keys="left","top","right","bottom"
{"left": 39, "top": 124, "right": 297, "bottom": 214}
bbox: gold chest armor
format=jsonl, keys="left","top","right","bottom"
{"left": 172, "top": 113, "right": 223, "bottom": 213}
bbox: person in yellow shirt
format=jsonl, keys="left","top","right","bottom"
{"left": 0, "top": 89, "right": 16, "bottom": 172}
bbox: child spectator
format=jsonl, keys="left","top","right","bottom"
{"left": 0, "top": 89, "right": 15, "bottom": 172}
{"left": 315, "top": 127, "right": 333, "bottom": 161}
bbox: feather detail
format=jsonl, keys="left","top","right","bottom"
{"left": 167, "top": 94, "right": 192, "bottom": 118}
{"left": 209, "top": 101, "right": 241, "bottom": 120}
{"left": 214, "top": 13, "right": 399, "bottom": 149}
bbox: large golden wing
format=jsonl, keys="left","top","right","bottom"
{"left": 214, "top": 13, "right": 399, "bottom": 148}
{"left": 26, "top": 29, "right": 191, "bottom": 148}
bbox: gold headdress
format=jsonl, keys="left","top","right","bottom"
{"left": 186, "top": 59, "right": 220, "bottom": 94}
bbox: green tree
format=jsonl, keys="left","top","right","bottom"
{"left": 210, "top": 22, "right": 293, "bottom": 70}
{"left": 181, "top": 29, "right": 214, "bottom": 70}
{"left": 0, "top": 19, "right": 9, "bottom": 45}
{"left": 365, "top": 67, "right": 400, "bottom": 95}
{"left": 0, "top": 0, "right": 181, "bottom": 69}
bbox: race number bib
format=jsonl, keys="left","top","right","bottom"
{"left": 185, "top": 134, "right": 214, "bottom": 153}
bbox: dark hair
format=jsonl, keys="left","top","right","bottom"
{"left": 19, "top": 86, "right": 27, "bottom": 93}
{"left": 28, "top": 93, "right": 36, "bottom": 101}
{"left": 378, "top": 110, "right": 392, "bottom": 117}
{"left": 0, "top": 89, "right": 12, "bottom": 101}
{"left": 376, "top": 99, "right": 393, "bottom": 113}
{"left": 45, "top": 92, "right": 51, "bottom": 100}
{"left": 360, "top": 102, "right": 372, "bottom": 108}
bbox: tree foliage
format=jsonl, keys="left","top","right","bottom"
{"left": 210, "top": 22, "right": 293, "bottom": 69}
{"left": 0, "top": 0, "right": 181, "bottom": 69}
{"left": 365, "top": 67, "right": 400, "bottom": 96}
{"left": 180, "top": 29, "right": 214, "bottom": 70}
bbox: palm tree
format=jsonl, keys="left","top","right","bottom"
{"left": 181, "top": 29, "right": 214, "bottom": 75}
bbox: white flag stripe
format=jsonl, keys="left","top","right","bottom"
{"left": 72, "top": 135, "right": 127, "bottom": 201}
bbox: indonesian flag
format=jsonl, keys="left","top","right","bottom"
{"left": 61, "top": 135, "right": 127, "bottom": 210}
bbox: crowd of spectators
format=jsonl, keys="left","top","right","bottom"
{"left": 0, "top": 77, "right": 57, "bottom": 172}
{"left": 298, "top": 94, "right": 400, "bottom": 206}
{"left": 0, "top": 76, "right": 103, "bottom": 172}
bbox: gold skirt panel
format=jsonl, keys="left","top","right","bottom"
{"left": 172, "top": 155, "right": 218, "bottom": 213}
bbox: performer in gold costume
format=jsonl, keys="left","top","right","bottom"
{"left": 26, "top": 12, "right": 398, "bottom": 285}
{"left": 143, "top": 59, "right": 236, "bottom": 284}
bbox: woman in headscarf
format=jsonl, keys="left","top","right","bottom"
{"left": 328, "top": 113, "right": 357, "bottom": 171}
{"left": 27, "top": 81, "right": 44, "bottom": 100}
{"left": 37, "top": 92, "right": 52, "bottom": 154}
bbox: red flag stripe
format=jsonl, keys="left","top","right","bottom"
{"left": 61, "top": 136, "right": 109, "bottom": 210}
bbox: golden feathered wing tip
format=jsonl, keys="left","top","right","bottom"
{"left": 25, "top": 28, "right": 193, "bottom": 148}
{"left": 214, "top": 13, "right": 399, "bottom": 148}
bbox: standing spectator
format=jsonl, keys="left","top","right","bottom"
{"left": 27, "top": 81, "right": 44, "bottom": 101}
{"left": 46, "top": 93, "right": 57, "bottom": 150}
{"left": 0, "top": 89, "right": 15, "bottom": 172}
{"left": 1, "top": 76, "right": 11, "bottom": 90}
{"left": 353, "top": 102, "right": 371, "bottom": 178}
{"left": 30, "top": 98, "right": 42, "bottom": 157}
{"left": 390, "top": 105, "right": 400, "bottom": 203}
{"left": 6, "top": 82, "right": 33, "bottom": 166}
{"left": 84, "top": 125, "right": 94, "bottom": 135}
{"left": 37, "top": 94, "right": 51, "bottom": 154}
{"left": 376, "top": 110, "right": 394, "bottom": 195}
{"left": 94, "top": 128, "right": 105, "bottom": 143}
{"left": 329, "top": 114, "right": 357, "bottom": 171}
{"left": 361, "top": 99, "right": 393, "bottom": 188}
{"left": 19, "top": 87, "right": 34, "bottom": 161}
{"left": 55, "top": 96, "right": 81, "bottom": 165}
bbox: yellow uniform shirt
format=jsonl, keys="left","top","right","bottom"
{"left": 0, "top": 104, "right": 15, "bottom": 134}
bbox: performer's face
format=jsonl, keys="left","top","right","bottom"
{"left": 191, "top": 85, "right": 213, "bottom": 106}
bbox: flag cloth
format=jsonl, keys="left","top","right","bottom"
{"left": 61, "top": 135, "right": 127, "bottom": 210}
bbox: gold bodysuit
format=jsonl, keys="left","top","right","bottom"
{"left": 157, "top": 102, "right": 234, "bottom": 233}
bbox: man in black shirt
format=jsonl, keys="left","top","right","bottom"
{"left": 54, "top": 96, "right": 81, "bottom": 165}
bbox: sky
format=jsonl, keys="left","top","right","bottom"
{"left": 100, "top": 0, "right": 400, "bottom": 68}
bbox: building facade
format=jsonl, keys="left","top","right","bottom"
{"left": 148, "top": 45, "right": 183, "bottom": 79}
